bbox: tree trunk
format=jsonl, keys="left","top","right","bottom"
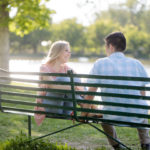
{"left": 0, "top": 2, "right": 9, "bottom": 70}
{"left": 0, "top": 2, "right": 9, "bottom": 78}
{"left": 0, "top": 27, "right": 9, "bottom": 71}
{"left": 33, "top": 45, "right": 37, "bottom": 54}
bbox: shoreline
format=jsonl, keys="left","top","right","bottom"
{"left": 10, "top": 55, "right": 150, "bottom": 65}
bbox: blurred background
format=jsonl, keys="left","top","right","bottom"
{"left": 1, "top": 0, "right": 150, "bottom": 74}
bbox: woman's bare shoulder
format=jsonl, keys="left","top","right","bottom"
{"left": 40, "top": 63, "right": 49, "bottom": 72}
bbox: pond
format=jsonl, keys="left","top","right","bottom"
{"left": 9, "top": 59, "right": 150, "bottom": 75}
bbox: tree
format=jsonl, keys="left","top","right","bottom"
{"left": 50, "top": 18, "right": 86, "bottom": 55}
{"left": 10, "top": 29, "right": 51, "bottom": 54}
{"left": 0, "top": 0, "right": 54, "bottom": 70}
{"left": 87, "top": 19, "right": 120, "bottom": 55}
{"left": 124, "top": 25, "right": 149, "bottom": 58}
{"left": 96, "top": 8, "right": 129, "bottom": 27}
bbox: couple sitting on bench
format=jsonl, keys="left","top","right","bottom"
{"left": 35, "top": 32, "right": 150, "bottom": 150}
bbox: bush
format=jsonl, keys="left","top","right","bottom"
{"left": 0, "top": 133, "right": 76, "bottom": 150}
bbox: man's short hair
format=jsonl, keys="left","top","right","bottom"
{"left": 104, "top": 32, "right": 126, "bottom": 52}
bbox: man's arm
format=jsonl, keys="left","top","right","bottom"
{"left": 140, "top": 90, "right": 145, "bottom": 96}
{"left": 80, "top": 87, "right": 98, "bottom": 116}
{"left": 84, "top": 87, "right": 98, "bottom": 100}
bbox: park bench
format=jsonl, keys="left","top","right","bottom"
{"left": 0, "top": 68, "right": 150, "bottom": 150}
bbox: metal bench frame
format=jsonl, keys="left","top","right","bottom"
{"left": 1, "top": 69, "right": 150, "bottom": 150}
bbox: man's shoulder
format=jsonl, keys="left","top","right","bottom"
{"left": 95, "top": 57, "right": 109, "bottom": 63}
{"left": 126, "top": 56, "right": 142, "bottom": 65}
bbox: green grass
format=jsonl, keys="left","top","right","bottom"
{"left": 0, "top": 83, "right": 143, "bottom": 149}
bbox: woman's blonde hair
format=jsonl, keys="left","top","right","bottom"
{"left": 44, "top": 40, "right": 70, "bottom": 64}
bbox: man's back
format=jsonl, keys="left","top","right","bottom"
{"left": 89, "top": 52, "right": 148, "bottom": 123}
{"left": 93, "top": 52, "right": 146, "bottom": 78}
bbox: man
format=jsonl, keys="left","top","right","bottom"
{"left": 85, "top": 32, "right": 150, "bottom": 150}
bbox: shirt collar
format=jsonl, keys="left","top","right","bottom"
{"left": 109, "top": 52, "right": 125, "bottom": 59}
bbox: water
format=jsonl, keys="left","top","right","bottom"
{"left": 9, "top": 58, "right": 150, "bottom": 88}
{"left": 9, "top": 59, "right": 93, "bottom": 74}
{"left": 9, "top": 59, "right": 93, "bottom": 81}
{"left": 9, "top": 59, "right": 150, "bottom": 76}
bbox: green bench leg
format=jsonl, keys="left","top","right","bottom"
{"left": 88, "top": 123, "right": 131, "bottom": 150}
{"left": 26, "top": 123, "right": 83, "bottom": 143}
{"left": 28, "top": 116, "right": 31, "bottom": 137}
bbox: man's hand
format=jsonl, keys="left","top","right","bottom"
{"left": 80, "top": 87, "right": 97, "bottom": 117}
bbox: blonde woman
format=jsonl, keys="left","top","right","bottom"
{"left": 34, "top": 40, "right": 84, "bottom": 126}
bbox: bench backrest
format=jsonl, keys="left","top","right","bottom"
{"left": 0, "top": 70, "right": 150, "bottom": 128}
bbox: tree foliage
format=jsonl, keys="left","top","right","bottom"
{"left": 87, "top": 20, "right": 120, "bottom": 55}
{"left": 7, "top": 0, "right": 54, "bottom": 36}
{"left": 51, "top": 18, "right": 86, "bottom": 48}
{"left": 124, "top": 25, "right": 150, "bottom": 58}
{"left": 9, "top": 0, "right": 150, "bottom": 58}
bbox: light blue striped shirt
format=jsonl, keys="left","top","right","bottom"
{"left": 88, "top": 52, "right": 149, "bottom": 124}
